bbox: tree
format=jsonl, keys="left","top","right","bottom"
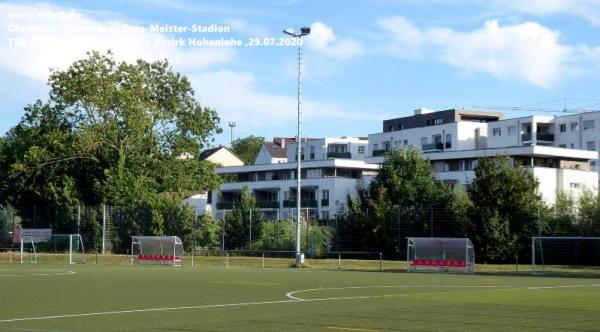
{"left": 467, "top": 156, "right": 543, "bottom": 261}
{"left": 341, "top": 148, "right": 454, "bottom": 257}
{"left": 230, "top": 135, "right": 264, "bottom": 165}
{"left": 223, "top": 186, "right": 264, "bottom": 249}
{"left": 194, "top": 213, "right": 222, "bottom": 249}
{"left": 0, "top": 51, "right": 223, "bottom": 251}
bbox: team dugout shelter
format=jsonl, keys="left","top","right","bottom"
{"left": 407, "top": 237, "right": 475, "bottom": 274}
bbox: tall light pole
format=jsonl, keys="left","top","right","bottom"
{"left": 228, "top": 121, "right": 236, "bottom": 145}
{"left": 284, "top": 26, "right": 310, "bottom": 267}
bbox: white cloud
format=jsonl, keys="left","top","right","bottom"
{"left": 304, "top": 22, "right": 363, "bottom": 59}
{"left": 376, "top": 16, "right": 424, "bottom": 58}
{"left": 189, "top": 70, "right": 380, "bottom": 129}
{"left": 377, "top": 16, "right": 572, "bottom": 87}
{"left": 0, "top": 3, "right": 234, "bottom": 81}
{"left": 489, "top": 0, "right": 600, "bottom": 26}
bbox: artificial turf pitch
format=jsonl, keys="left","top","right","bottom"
{"left": 0, "top": 264, "right": 599, "bottom": 331}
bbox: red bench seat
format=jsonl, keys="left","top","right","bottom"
{"left": 138, "top": 255, "right": 182, "bottom": 261}
{"left": 411, "top": 259, "right": 467, "bottom": 267}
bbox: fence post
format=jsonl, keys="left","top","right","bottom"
{"left": 101, "top": 205, "right": 106, "bottom": 255}
{"left": 226, "top": 251, "right": 229, "bottom": 268}
{"left": 430, "top": 207, "right": 433, "bottom": 237}
{"left": 338, "top": 253, "right": 341, "bottom": 270}
{"left": 249, "top": 210, "right": 252, "bottom": 250}
{"left": 379, "top": 252, "right": 383, "bottom": 272}
{"left": 77, "top": 205, "right": 81, "bottom": 235}
{"left": 191, "top": 247, "right": 195, "bottom": 267}
{"left": 221, "top": 212, "right": 226, "bottom": 251}
{"left": 262, "top": 251, "right": 265, "bottom": 269}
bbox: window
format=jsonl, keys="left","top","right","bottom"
{"left": 403, "top": 139, "right": 408, "bottom": 146}
{"left": 570, "top": 183, "right": 580, "bottom": 189}
{"left": 388, "top": 125, "right": 394, "bottom": 131}
{"left": 587, "top": 141, "right": 596, "bottom": 151}
{"left": 559, "top": 144, "right": 567, "bottom": 148}
{"left": 559, "top": 124, "right": 566, "bottom": 132}
{"left": 445, "top": 133, "right": 452, "bottom": 149}
{"left": 310, "top": 146, "right": 315, "bottom": 160}
{"left": 394, "top": 141, "right": 401, "bottom": 148}
{"left": 583, "top": 120, "right": 595, "bottom": 130}
{"left": 420, "top": 137, "right": 428, "bottom": 144}
{"left": 322, "top": 189, "right": 329, "bottom": 200}
{"left": 357, "top": 145, "right": 365, "bottom": 154}
{"left": 433, "top": 118, "right": 443, "bottom": 125}
{"left": 571, "top": 122, "right": 578, "bottom": 132}
{"left": 306, "top": 169, "right": 321, "bottom": 179}
{"left": 507, "top": 125, "right": 516, "bottom": 136}
{"left": 321, "top": 211, "right": 329, "bottom": 220}
{"left": 570, "top": 143, "right": 575, "bottom": 149}
{"left": 373, "top": 144, "right": 378, "bottom": 150}
{"left": 492, "top": 128, "right": 501, "bottom": 136}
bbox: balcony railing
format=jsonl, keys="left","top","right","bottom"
{"left": 372, "top": 149, "right": 387, "bottom": 157}
{"left": 421, "top": 143, "right": 444, "bottom": 151}
{"left": 327, "top": 152, "right": 352, "bottom": 158}
{"left": 522, "top": 133, "right": 554, "bottom": 141}
{"left": 537, "top": 133, "right": 554, "bottom": 141}
{"left": 256, "top": 201, "right": 280, "bottom": 209}
{"left": 283, "top": 200, "right": 318, "bottom": 208}
{"left": 321, "top": 199, "right": 329, "bottom": 207}
{"left": 216, "top": 201, "right": 235, "bottom": 210}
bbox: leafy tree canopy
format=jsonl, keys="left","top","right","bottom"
{"left": 230, "top": 135, "right": 264, "bottom": 165}
{"left": 0, "top": 51, "right": 223, "bottom": 246}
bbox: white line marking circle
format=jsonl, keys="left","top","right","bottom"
{"left": 285, "top": 285, "right": 507, "bottom": 301}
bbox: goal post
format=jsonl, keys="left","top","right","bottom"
{"left": 531, "top": 236, "right": 600, "bottom": 275}
{"left": 407, "top": 237, "right": 475, "bottom": 274}
{"left": 20, "top": 234, "right": 85, "bottom": 264}
{"left": 130, "top": 236, "right": 184, "bottom": 266}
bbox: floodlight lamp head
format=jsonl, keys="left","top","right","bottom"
{"left": 283, "top": 28, "right": 296, "bottom": 36}
{"left": 300, "top": 27, "right": 311, "bottom": 35}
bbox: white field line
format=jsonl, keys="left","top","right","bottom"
{"left": 0, "top": 271, "right": 75, "bottom": 277}
{"left": 285, "top": 285, "right": 506, "bottom": 301}
{"left": 1, "top": 283, "right": 600, "bottom": 324}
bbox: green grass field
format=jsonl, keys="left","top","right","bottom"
{"left": 1, "top": 261, "right": 599, "bottom": 331}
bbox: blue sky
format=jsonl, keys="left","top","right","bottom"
{"left": 2, "top": 0, "right": 600, "bottom": 146}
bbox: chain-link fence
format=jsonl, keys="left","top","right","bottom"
{"left": 1, "top": 205, "right": 598, "bottom": 265}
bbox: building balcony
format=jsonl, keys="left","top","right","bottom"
{"left": 216, "top": 201, "right": 235, "bottom": 210}
{"left": 283, "top": 199, "right": 318, "bottom": 208}
{"left": 256, "top": 201, "right": 280, "bottom": 209}
{"left": 522, "top": 133, "right": 554, "bottom": 142}
{"left": 372, "top": 149, "right": 387, "bottom": 157}
{"left": 327, "top": 152, "right": 352, "bottom": 159}
{"left": 321, "top": 199, "right": 329, "bottom": 207}
{"left": 422, "top": 143, "right": 444, "bottom": 151}
{"left": 537, "top": 133, "right": 554, "bottom": 141}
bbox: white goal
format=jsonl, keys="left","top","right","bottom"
{"left": 531, "top": 236, "right": 600, "bottom": 274}
{"left": 131, "top": 236, "right": 184, "bottom": 266}
{"left": 20, "top": 234, "right": 85, "bottom": 264}
{"left": 407, "top": 237, "right": 475, "bottom": 274}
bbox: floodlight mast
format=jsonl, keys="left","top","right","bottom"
{"left": 283, "top": 26, "right": 310, "bottom": 267}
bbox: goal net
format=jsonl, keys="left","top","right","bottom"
{"left": 531, "top": 237, "right": 600, "bottom": 275}
{"left": 20, "top": 234, "right": 85, "bottom": 264}
{"left": 407, "top": 237, "right": 475, "bottom": 274}
{"left": 131, "top": 236, "right": 184, "bottom": 266}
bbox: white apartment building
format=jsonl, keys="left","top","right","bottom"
{"left": 213, "top": 137, "right": 376, "bottom": 220}
{"left": 368, "top": 108, "right": 599, "bottom": 204}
